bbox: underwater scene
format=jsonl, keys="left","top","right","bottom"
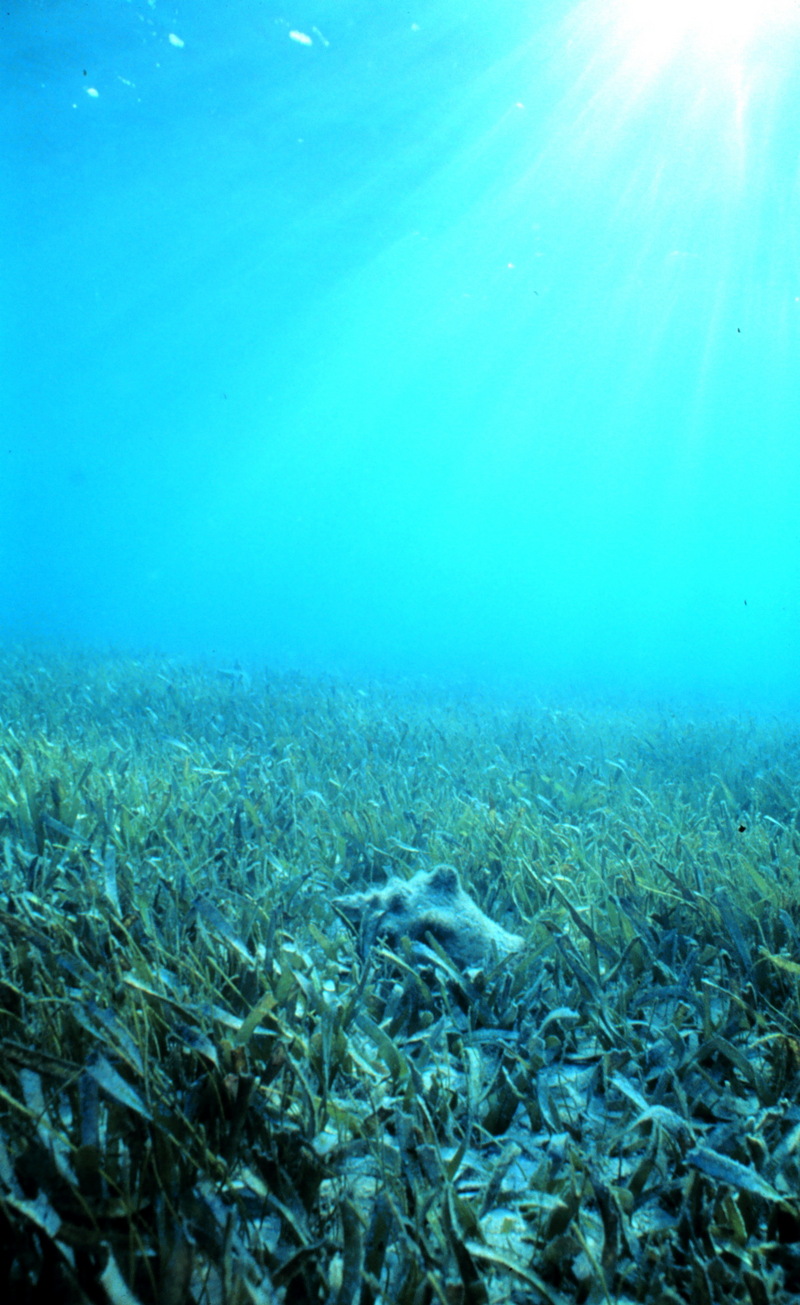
{"left": 6, "top": 0, "right": 800, "bottom": 1301}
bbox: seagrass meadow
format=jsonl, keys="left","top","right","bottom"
{"left": 2, "top": 646, "right": 800, "bottom": 1305}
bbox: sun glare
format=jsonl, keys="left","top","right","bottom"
{"left": 555, "top": 0, "right": 800, "bottom": 173}
{"left": 612, "top": 0, "right": 799, "bottom": 72}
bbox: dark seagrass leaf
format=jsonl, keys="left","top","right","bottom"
{"left": 336, "top": 1198, "right": 364, "bottom": 1305}
{"left": 687, "top": 1147, "right": 783, "bottom": 1201}
{"left": 86, "top": 1053, "right": 152, "bottom": 1121}
{"left": 100, "top": 1247, "right": 145, "bottom": 1305}
{"left": 190, "top": 896, "right": 254, "bottom": 964}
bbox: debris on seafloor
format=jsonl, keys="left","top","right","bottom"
{"left": 334, "top": 863, "right": 524, "bottom": 968}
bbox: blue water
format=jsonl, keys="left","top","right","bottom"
{"left": 6, "top": 0, "right": 800, "bottom": 705}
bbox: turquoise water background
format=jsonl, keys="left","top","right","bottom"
{"left": 6, "top": 0, "right": 800, "bottom": 704}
